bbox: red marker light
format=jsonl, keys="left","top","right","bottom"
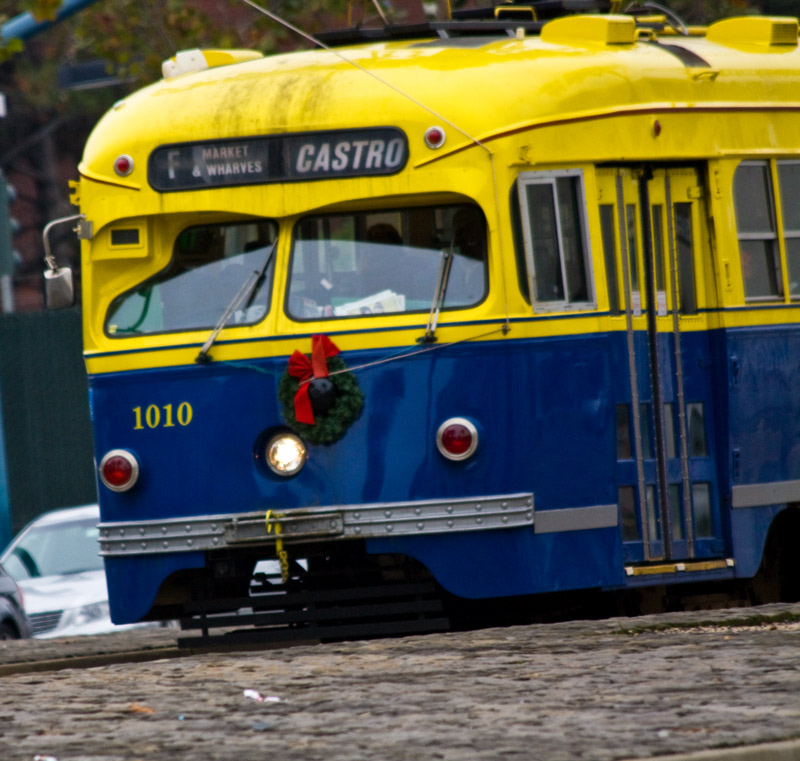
{"left": 436, "top": 417, "right": 479, "bottom": 461}
{"left": 99, "top": 449, "right": 140, "bottom": 492}
{"left": 114, "top": 155, "right": 134, "bottom": 176}
{"left": 424, "top": 126, "right": 446, "bottom": 149}
{"left": 442, "top": 424, "right": 472, "bottom": 454}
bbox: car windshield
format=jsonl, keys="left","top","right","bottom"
{"left": 106, "top": 219, "right": 278, "bottom": 335}
{"left": 286, "top": 203, "right": 487, "bottom": 319}
{"left": 1, "top": 517, "right": 103, "bottom": 580}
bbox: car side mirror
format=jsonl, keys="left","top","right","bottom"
{"left": 44, "top": 266, "right": 74, "bottom": 309}
{"left": 42, "top": 213, "right": 90, "bottom": 310}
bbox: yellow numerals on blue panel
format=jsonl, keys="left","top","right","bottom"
{"left": 133, "top": 403, "right": 193, "bottom": 430}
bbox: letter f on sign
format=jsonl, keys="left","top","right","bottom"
{"left": 167, "top": 150, "right": 181, "bottom": 180}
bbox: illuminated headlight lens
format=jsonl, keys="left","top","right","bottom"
{"left": 436, "top": 417, "right": 479, "bottom": 461}
{"left": 266, "top": 433, "right": 307, "bottom": 476}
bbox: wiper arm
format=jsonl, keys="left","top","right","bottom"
{"left": 419, "top": 241, "right": 455, "bottom": 344}
{"left": 196, "top": 242, "right": 276, "bottom": 364}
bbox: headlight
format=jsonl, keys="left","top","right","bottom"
{"left": 266, "top": 432, "right": 307, "bottom": 476}
{"left": 70, "top": 601, "right": 111, "bottom": 627}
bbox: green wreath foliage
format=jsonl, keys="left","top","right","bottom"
{"left": 278, "top": 355, "right": 364, "bottom": 445}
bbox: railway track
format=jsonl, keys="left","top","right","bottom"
{"left": 1, "top": 603, "right": 796, "bottom": 677}
{"left": 0, "top": 645, "right": 185, "bottom": 677}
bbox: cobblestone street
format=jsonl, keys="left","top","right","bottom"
{"left": 0, "top": 603, "right": 798, "bottom": 761}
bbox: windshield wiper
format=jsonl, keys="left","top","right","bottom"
{"left": 195, "top": 242, "right": 277, "bottom": 364}
{"left": 419, "top": 240, "right": 455, "bottom": 344}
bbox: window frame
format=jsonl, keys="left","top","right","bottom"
{"left": 104, "top": 217, "right": 278, "bottom": 338}
{"left": 734, "top": 159, "right": 783, "bottom": 303}
{"left": 517, "top": 169, "right": 596, "bottom": 312}
{"left": 284, "top": 202, "right": 489, "bottom": 322}
{"left": 776, "top": 159, "right": 800, "bottom": 301}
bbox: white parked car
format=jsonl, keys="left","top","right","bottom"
{"left": 0, "top": 504, "right": 151, "bottom": 638}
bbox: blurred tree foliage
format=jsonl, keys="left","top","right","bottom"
{"left": 667, "top": 0, "right": 756, "bottom": 22}
{"left": 759, "top": 0, "right": 800, "bottom": 14}
{"left": 1, "top": 0, "right": 349, "bottom": 120}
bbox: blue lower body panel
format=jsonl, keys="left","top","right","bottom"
{"left": 90, "top": 323, "right": 800, "bottom": 623}
{"left": 105, "top": 552, "right": 206, "bottom": 624}
{"left": 368, "top": 525, "right": 624, "bottom": 599}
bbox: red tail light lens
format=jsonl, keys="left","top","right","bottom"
{"left": 436, "top": 417, "right": 479, "bottom": 461}
{"left": 99, "top": 449, "right": 140, "bottom": 492}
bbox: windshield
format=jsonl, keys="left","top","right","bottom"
{"left": 106, "top": 219, "right": 278, "bottom": 335}
{"left": 1, "top": 518, "right": 104, "bottom": 579}
{"left": 286, "top": 203, "right": 487, "bottom": 319}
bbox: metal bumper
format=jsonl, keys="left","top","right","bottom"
{"left": 98, "top": 492, "right": 534, "bottom": 558}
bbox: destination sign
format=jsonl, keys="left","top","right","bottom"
{"left": 148, "top": 128, "right": 409, "bottom": 191}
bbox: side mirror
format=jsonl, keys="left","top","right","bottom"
{"left": 44, "top": 266, "right": 74, "bottom": 309}
{"left": 42, "top": 213, "right": 89, "bottom": 310}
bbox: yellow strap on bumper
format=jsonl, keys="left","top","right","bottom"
{"left": 265, "top": 510, "right": 290, "bottom": 583}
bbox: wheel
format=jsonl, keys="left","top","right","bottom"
{"left": 749, "top": 506, "right": 800, "bottom": 604}
{"left": 0, "top": 621, "right": 20, "bottom": 640}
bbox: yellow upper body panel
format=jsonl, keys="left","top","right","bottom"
{"left": 75, "top": 14, "right": 800, "bottom": 371}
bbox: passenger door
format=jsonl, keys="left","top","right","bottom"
{"left": 597, "top": 166, "right": 724, "bottom": 564}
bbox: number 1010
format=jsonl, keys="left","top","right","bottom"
{"left": 133, "top": 403, "right": 193, "bottom": 430}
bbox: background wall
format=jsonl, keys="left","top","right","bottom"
{"left": 0, "top": 307, "right": 96, "bottom": 548}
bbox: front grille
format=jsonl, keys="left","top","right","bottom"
{"left": 29, "top": 610, "right": 63, "bottom": 636}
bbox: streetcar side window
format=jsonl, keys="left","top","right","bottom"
{"left": 599, "top": 205, "right": 621, "bottom": 315}
{"left": 286, "top": 203, "right": 487, "bottom": 320}
{"left": 733, "top": 161, "right": 782, "bottom": 301}
{"left": 777, "top": 161, "right": 800, "bottom": 299}
{"left": 517, "top": 170, "right": 595, "bottom": 310}
{"left": 106, "top": 219, "right": 278, "bottom": 336}
{"left": 675, "top": 203, "right": 698, "bottom": 315}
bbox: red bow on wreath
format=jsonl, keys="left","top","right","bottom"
{"left": 287, "top": 334, "right": 340, "bottom": 424}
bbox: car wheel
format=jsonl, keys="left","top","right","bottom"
{"left": 0, "top": 621, "right": 19, "bottom": 640}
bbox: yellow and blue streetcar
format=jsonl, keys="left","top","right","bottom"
{"left": 48, "top": 2, "right": 800, "bottom": 638}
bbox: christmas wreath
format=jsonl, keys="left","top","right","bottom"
{"left": 278, "top": 334, "right": 364, "bottom": 445}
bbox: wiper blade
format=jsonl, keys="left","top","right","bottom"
{"left": 420, "top": 242, "right": 454, "bottom": 343}
{"left": 196, "top": 242, "right": 276, "bottom": 364}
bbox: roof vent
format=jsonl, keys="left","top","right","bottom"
{"left": 706, "top": 16, "right": 798, "bottom": 47}
{"left": 541, "top": 14, "right": 637, "bottom": 46}
{"left": 162, "top": 49, "right": 264, "bottom": 79}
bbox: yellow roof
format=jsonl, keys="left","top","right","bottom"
{"left": 80, "top": 14, "right": 800, "bottom": 182}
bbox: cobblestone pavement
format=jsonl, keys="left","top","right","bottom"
{"left": 0, "top": 603, "right": 798, "bottom": 761}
